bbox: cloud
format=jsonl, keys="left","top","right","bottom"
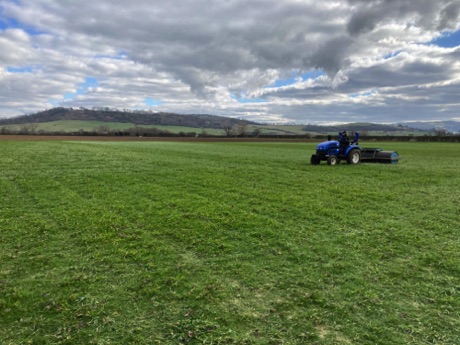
{"left": 0, "top": 0, "right": 459, "bottom": 123}
{"left": 346, "top": 0, "right": 458, "bottom": 34}
{"left": 437, "top": 1, "right": 460, "bottom": 30}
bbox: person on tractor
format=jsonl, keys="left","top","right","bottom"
{"left": 339, "top": 130, "right": 350, "bottom": 154}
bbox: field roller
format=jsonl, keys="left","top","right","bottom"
{"left": 310, "top": 132, "right": 399, "bottom": 165}
{"left": 360, "top": 148, "right": 399, "bottom": 164}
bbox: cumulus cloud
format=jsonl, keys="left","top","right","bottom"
{"left": 0, "top": 0, "right": 459, "bottom": 123}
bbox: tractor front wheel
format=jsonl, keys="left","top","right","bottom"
{"left": 346, "top": 149, "right": 361, "bottom": 164}
{"left": 310, "top": 154, "right": 321, "bottom": 165}
{"left": 327, "top": 155, "right": 339, "bottom": 166}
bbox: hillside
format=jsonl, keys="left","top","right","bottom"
{"left": 399, "top": 120, "right": 460, "bottom": 133}
{"left": 0, "top": 107, "right": 256, "bottom": 129}
{"left": 0, "top": 107, "right": 437, "bottom": 136}
{"left": 301, "top": 122, "right": 421, "bottom": 133}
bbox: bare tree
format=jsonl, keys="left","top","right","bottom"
{"left": 235, "top": 122, "right": 248, "bottom": 137}
{"left": 435, "top": 128, "right": 448, "bottom": 137}
{"left": 222, "top": 124, "right": 234, "bottom": 137}
{"left": 29, "top": 123, "right": 38, "bottom": 133}
{"left": 252, "top": 128, "right": 261, "bottom": 137}
{"left": 20, "top": 123, "right": 38, "bottom": 134}
{"left": 95, "top": 125, "right": 110, "bottom": 134}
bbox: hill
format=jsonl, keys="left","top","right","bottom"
{"left": 301, "top": 122, "right": 418, "bottom": 133}
{"left": 0, "top": 107, "right": 256, "bottom": 129}
{"left": 0, "top": 107, "right": 435, "bottom": 136}
{"left": 399, "top": 120, "right": 460, "bottom": 133}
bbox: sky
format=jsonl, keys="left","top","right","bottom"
{"left": 0, "top": 0, "right": 459, "bottom": 124}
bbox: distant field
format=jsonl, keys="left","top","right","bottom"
{"left": 250, "top": 124, "right": 308, "bottom": 135}
{"left": 1, "top": 141, "right": 459, "bottom": 344}
{"left": 2, "top": 120, "right": 429, "bottom": 137}
{"left": 250, "top": 124, "right": 427, "bottom": 136}
{"left": 3, "top": 120, "right": 226, "bottom": 136}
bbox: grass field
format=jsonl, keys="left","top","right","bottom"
{"left": 1, "top": 140, "right": 459, "bottom": 344}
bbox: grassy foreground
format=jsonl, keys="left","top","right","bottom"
{"left": 0, "top": 140, "right": 459, "bottom": 344}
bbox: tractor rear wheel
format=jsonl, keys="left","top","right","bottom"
{"left": 310, "top": 154, "right": 321, "bottom": 165}
{"left": 327, "top": 155, "right": 339, "bottom": 165}
{"left": 347, "top": 149, "right": 361, "bottom": 164}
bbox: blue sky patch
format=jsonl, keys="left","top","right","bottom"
{"left": 267, "top": 69, "right": 325, "bottom": 88}
{"left": 348, "top": 89, "right": 378, "bottom": 99}
{"left": 61, "top": 77, "right": 99, "bottom": 101}
{"left": 383, "top": 50, "right": 401, "bottom": 59}
{"left": 7, "top": 66, "right": 35, "bottom": 73}
{"left": 430, "top": 30, "right": 460, "bottom": 48}
{"left": 80, "top": 77, "right": 98, "bottom": 90}
{"left": 47, "top": 98, "right": 60, "bottom": 107}
{"left": 94, "top": 51, "right": 128, "bottom": 60}
{"left": 144, "top": 98, "right": 163, "bottom": 106}
{"left": 0, "top": 16, "right": 45, "bottom": 35}
{"left": 232, "top": 94, "right": 267, "bottom": 103}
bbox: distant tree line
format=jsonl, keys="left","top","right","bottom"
{"left": 0, "top": 125, "right": 199, "bottom": 137}
{"left": 1, "top": 124, "right": 459, "bottom": 142}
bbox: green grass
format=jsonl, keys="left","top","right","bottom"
{"left": 1, "top": 141, "right": 459, "bottom": 344}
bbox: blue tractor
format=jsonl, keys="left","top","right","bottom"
{"left": 310, "top": 131, "right": 399, "bottom": 165}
